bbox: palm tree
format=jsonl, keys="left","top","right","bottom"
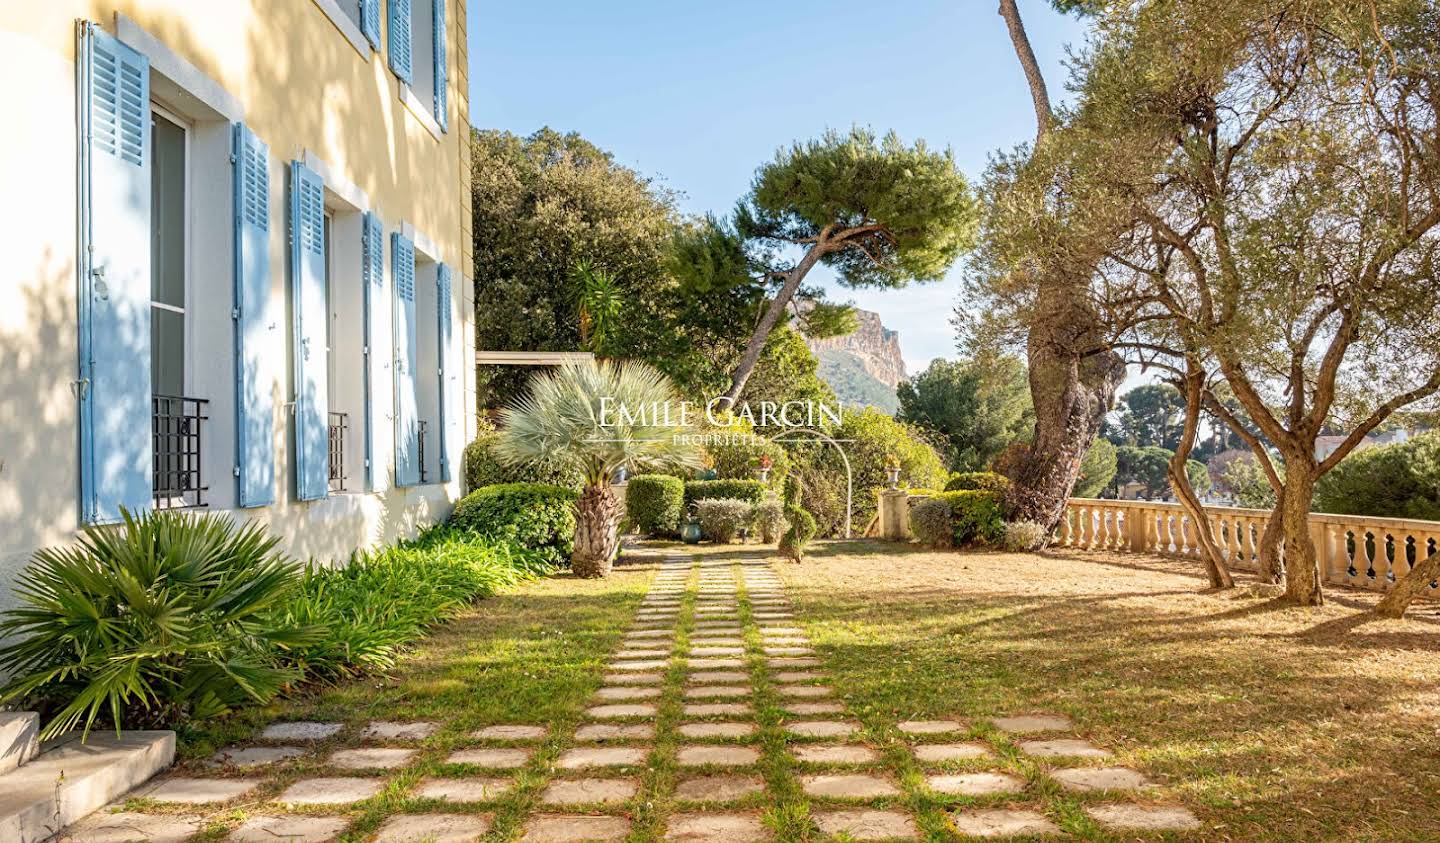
{"left": 493, "top": 360, "right": 700, "bottom": 576}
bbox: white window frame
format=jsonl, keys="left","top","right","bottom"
{"left": 148, "top": 101, "right": 193, "bottom": 400}
{"left": 311, "top": 0, "right": 371, "bottom": 58}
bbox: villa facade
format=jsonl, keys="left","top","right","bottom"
{"left": 0, "top": 1, "right": 477, "bottom": 617}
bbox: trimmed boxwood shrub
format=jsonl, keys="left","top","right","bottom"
{"left": 462, "top": 433, "right": 581, "bottom": 493}
{"left": 944, "top": 471, "right": 1012, "bottom": 495}
{"left": 450, "top": 483, "right": 578, "bottom": 566}
{"left": 694, "top": 498, "right": 754, "bottom": 543}
{"left": 684, "top": 479, "right": 766, "bottom": 508}
{"left": 627, "top": 474, "right": 685, "bottom": 536}
{"left": 909, "top": 490, "right": 1005, "bottom": 549}
{"left": 909, "top": 496, "right": 954, "bottom": 548}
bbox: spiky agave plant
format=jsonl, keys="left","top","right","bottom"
{"left": 492, "top": 360, "right": 700, "bottom": 576}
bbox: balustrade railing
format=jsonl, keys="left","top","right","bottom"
{"left": 1058, "top": 498, "right": 1440, "bottom": 596}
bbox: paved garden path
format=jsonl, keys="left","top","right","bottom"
{"left": 60, "top": 549, "right": 1203, "bottom": 841}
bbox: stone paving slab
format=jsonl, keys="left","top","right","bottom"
{"left": 768, "top": 657, "right": 820, "bottom": 668}
{"left": 1051, "top": 766, "right": 1151, "bottom": 792}
{"left": 690, "top": 658, "right": 747, "bottom": 669}
{"left": 990, "top": 714, "right": 1073, "bottom": 733}
{"left": 540, "top": 777, "right": 640, "bottom": 805}
{"left": 691, "top": 647, "right": 746, "bottom": 656}
{"left": 414, "top": 777, "right": 513, "bottom": 802}
{"left": 260, "top": 721, "right": 343, "bottom": 741}
{"left": 522, "top": 814, "right": 632, "bottom": 843}
{"left": 446, "top": 747, "right": 532, "bottom": 768}
{"left": 949, "top": 809, "right": 1059, "bottom": 838}
{"left": 1084, "top": 804, "right": 1200, "bottom": 831}
{"left": 278, "top": 777, "right": 385, "bottom": 805}
{"left": 685, "top": 703, "right": 753, "bottom": 717}
{"left": 587, "top": 703, "right": 659, "bottom": 719}
{"left": 785, "top": 720, "right": 860, "bottom": 738}
{"left": 772, "top": 671, "right": 822, "bottom": 682}
{"left": 677, "top": 745, "right": 762, "bottom": 767}
{"left": 328, "top": 747, "right": 417, "bottom": 770}
{"left": 801, "top": 773, "right": 901, "bottom": 799}
{"left": 374, "top": 813, "right": 493, "bottom": 842}
{"left": 785, "top": 702, "right": 847, "bottom": 715}
{"left": 674, "top": 774, "right": 766, "bottom": 802}
{"left": 209, "top": 745, "right": 306, "bottom": 767}
{"left": 1018, "top": 738, "right": 1112, "bottom": 758}
{"left": 58, "top": 811, "right": 205, "bottom": 843}
{"left": 777, "top": 684, "right": 831, "bottom": 697}
{"left": 609, "top": 659, "right": 670, "bottom": 671}
{"left": 927, "top": 772, "right": 1026, "bottom": 796}
{"left": 678, "top": 722, "right": 758, "bottom": 739}
{"left": 471, "top": 725, "right": 548, "bottom": 741}
{"left": 912, "top": 743, "right": 991, "bottom": 762}
{"left": 231, "top": 815, "right": 350, "bottom": 843}
{"left": 361, "top": 721, "right": 439, "bottom": 740}
{"left": 574, "top": 723, "right": 656, "bottom": 742}
{"left": 685, "top": 685, "right": 750, "bottom": 698}
{"left": 596, "top": 686, "right": 663, "bottom": 700}
{"left": 616, "top": 649, "right": 672, "bottom": 659}
{"left": 691, "top": 671, "right": 750, "bottom": 683}
{"left": 604, "top": 672, "right": 665, "bottom": 685}
{"left": 896, "top": 720, "right": 962, "bottom": 735}
{"left": 665, "top": 812, "right": 769, "bottom": 842}
{"left": 625, "top": 630, "right": 673, "bottom": 639}
{"left": 556, "top": 746, "right": 648, "bottom": 769}
{"left": 763, "top": 647, "right": 813, "bottom": 656}
{"left": 140, "top": 776, "right": 261, "bottom": 803}
{"left": 792, "top": 744, "right": 880, "bottom": 764}
{"left": 813, "top": 809, "right": 918, "bottom": 841}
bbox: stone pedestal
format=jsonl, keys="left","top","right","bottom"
{"left": 879, "top": 489, "right": 909, "bottom": 541}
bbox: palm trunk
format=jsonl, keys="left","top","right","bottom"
{"left": 1169, "top": 365, "right": 1233, "bottom": 589}
{"left": 1375, "top": 547, "right": 1440, "bottom": 618}
{"left": 572, "top": 484, "right": 621, "bottom": 578}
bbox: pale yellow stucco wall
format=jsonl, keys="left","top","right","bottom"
{"left": 0, "top": 0, "right": 476, "bottom": 618}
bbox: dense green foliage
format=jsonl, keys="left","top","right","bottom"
{"left": 908, "top": 497, "right": 955, "bottom": 548}
{"left": 462, "top": 430, "right": 580, "bottom": 493}
{"left": 897, "top": 355, "right": 1032, "bottom": 471}
{"left": 684, "top": 479, "right": 767, "bottom": 507}
{"left": 944, "top": 472, "right": 1013, "bottom": 494}
{"left": 274, "top": 528, "right": 551, "bottom": 681}
{"left": 1221, "top": 455, "right": 1279, "bottom": 509}
{"left": 700, "top": 418, "right": 791, "bottom": 487}
{"left": 1315, "top": 434, "right": 1440, "bottom": 520}
{"left": 754, "top": 499, "right": 786, "bottom": 544}
{"left": 449, "top": 483, "right": 579, "bottom": 567}
{"left": 907, "top": 490, "right": 1006, "bottom": 548}
{"left": 694, "top": 498, "right": 754, "bottom": 543}
{"left": 625, "top": 474, "right": 686, "bottom": 536}
{"left": 742, "top": 326, "right": 837, "bottom": 419}
{"left": 1074, "top": 438, "right": 1118, "bottom": 498}
{"left": 779, "top": 475, "right": 816, "bottom": 562}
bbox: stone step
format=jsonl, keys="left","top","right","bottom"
{"left": 0, "top": 730, "right": 175, "bottom": 843}
{"left": 0, "top": 712, "right": 40, "bottom": 775}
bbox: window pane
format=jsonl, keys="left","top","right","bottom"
{"left": 151, "top": 307, "right": 185, "bottom": 396}
{"left": 150, "top": 113, "right": 186, "bottom": 309}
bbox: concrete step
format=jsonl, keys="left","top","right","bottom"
{"left": 0, "top": 730, "right": 174, "bottom": 843}
{"left": 0, "top": 712, "right": 40, "bottom": 774}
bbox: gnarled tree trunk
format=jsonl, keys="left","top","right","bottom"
{"left": 1257, "top": 491, "right": 1285, "bottom": 584}
{"left": 1169, "top": 365, "right": 1233, "bottom": 589}
{"left": 1375, "top": 547, "right": 1440, "bottom": 618}
{"left": 572, "top": 484, "right": 621, "bottom": 578}
{"left": 1278, "top": 464, "right": 1322, "bottom": 605}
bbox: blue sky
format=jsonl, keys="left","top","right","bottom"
{"left": 467, "top": 0, "right": 1090, "bottom": 377}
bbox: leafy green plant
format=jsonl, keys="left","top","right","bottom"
{"left": 449, "top": 483, "right": 578, "bottom": 567}
{"left": 779, "top": 475, "right": 817, "bottom": 562}
{"left": 694, "top": 498, "right": 754, "bottom": 543}
{"left": 944, "top": 471, "right": 1013, "bottom": 494}
{"left": 570, "top": 259, "right": 625, "bottom": 356}
{"left": 947, "top": 490, "right": 1006, "bottom": 546}
{"left": 909, "top": 496, "right": 954, "bottom": 548}
{"left": 0, "top": 509, "right": 314, "bottom": 739}
{"left": 684, "top": 479, "right": 767, "bottom": 507}
{"left": 462, "top": 432, "right": 581, "bottom": 493}
{"left": 625, "top": 474, "right": 686, "bottom": 537}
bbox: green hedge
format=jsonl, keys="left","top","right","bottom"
{"left": 627, "top": 474, "right": 685, "bottom": 536}
{"left": 450, "top": 483, "right": 578, "bottom": 567}
{"left": 911, "top": 490, "right": 1006, "bottom": 549}
{"left": 944, "top": 471, "right": 1013, "bottom": 494}
{"left": 462, "top": 433, "right": 581, "bottom": 492}
{"left": 684, "top": 479, "right": 766, "bottom": 507}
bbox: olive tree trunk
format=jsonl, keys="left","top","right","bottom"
{"left": 1169, "top": 366, "right": 1233, "bottom": 589}
{"left": 1278, "top": 465, "right": 1322, "bottom": 605}
{"left": 572, "top": 484, "right": 621, "bottom": 578}
{"left": 1257, "top": 491, "right": 1285, "bottom": 584}
{"left": 1375, "top": 548, "right": 1440, "bottom": 618}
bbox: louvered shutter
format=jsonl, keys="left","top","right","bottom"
{"left": 432, "top": 0, "right": 447, "bottom": 131}
{"left": 77, "top": 22, "right": 152, "bottom": 524}
{"left": 392, "top": 233, "right": 420, "bottom": 487}
{"left": 388, "top": 0, "right": 413, "bottom": 84}
{"left": 289, "top": 162, "right": 329, "bottom": 501}
{"left": 360, "top": 0, "right": 381, "bottom": 49}
{"left": 233, "top": 123, "right": 276, "bottom": 507}
{"left": 362, "top": 212, "right": 385, "bottom": 491}
{"left": 435, "top": 263, "right": 453, "bottom": 483}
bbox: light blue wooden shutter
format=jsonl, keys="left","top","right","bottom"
{"left": 360, "top": 0, "right": 381, "bottom": 49}
{"left": 388, "top": 0, "right": 413, "bottom": 84}
{"left": 289, "top": 162, "right": 329, "bottom": 501}
{"left": 77, "top": 22, "right": 152, "bottom": 524}
{"left": 361, "top": 212, "right": 384, "bottom": 491}
{"left": 432, "top": 0, "right": 448, "bottom": 131}
{"left": 392, "top": 233, "right": 420, "bottom": 486}
{"left": 435, "top": 263, "right": 453, "bottom": 482}
{"left": 233, "top": 123, "right": 276, "bottom": 507}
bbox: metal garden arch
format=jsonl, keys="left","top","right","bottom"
{"left": 767, "top": 428, "right": 854, "bottom": 538}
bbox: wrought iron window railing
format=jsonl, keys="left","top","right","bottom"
{"left": 328, "top": 411, "right": 348, "bottom": 492}
{"left": 152, "top": 394, "right": 208, "bottom": 510}
{"left": 417, "top": 419, "right": 429, "bottom": 484}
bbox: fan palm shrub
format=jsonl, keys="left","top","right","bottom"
{"left": 0, "top": 509, "right": 315, "bottom": 739}
{"left": 493, "top": 360, "right": 700, "bottom": 576}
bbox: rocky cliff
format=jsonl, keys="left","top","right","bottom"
{"left": 805, "top": 308, "right": 906, "bottom": 387}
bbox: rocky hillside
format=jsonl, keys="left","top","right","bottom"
{"left": 805, "top": 308, "right": 906, "bottom": 412}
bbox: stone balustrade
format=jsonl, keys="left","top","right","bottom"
{"left": 1059, "top": 498, "right": 1440, "bottom": 596}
